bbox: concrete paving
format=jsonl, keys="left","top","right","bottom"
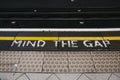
{"left": 0, "top": 51, "right": 120, "bottom": 73}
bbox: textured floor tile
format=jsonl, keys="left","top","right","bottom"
{"left": 68, "top": 51, "right": 95, "bottom": 72}
{"left": 16, "top": 51, "right": 44, "bottom": 72}
{"left": 0, "top": 51, "right": 120, "bottom": 73}
{"left": 91, "top": 51, "right": 120, "bottom": 72}
{"left": 116, "top": 52, "right": 120, "bottom": 63}
{"left": 0, "top": 51, "right": 22, "bottom": 72}
{"left": 43, "top": 51, "right": 68, "bottom": 72}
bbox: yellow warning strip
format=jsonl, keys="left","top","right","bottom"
{"left": 0, "top": 37, "right": 15, "bottom": 40}
{"left": 0, "top": 36, "right": 120, "bottom": 40}
{"left": 60, "top": 37, "right": 103, "bottom": 40}
{"left": 0, "top": 37, "right": 58, "bottom": 40}
{"left": 15, "top": 37, "right": 58, "bottom": 40}
{"left": 59, "top": 37, "right": 120, "bottom": 40}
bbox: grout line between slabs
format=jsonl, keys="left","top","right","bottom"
{"left": 67, "top": 51, "right": 69, "bottom": 73}
{"left": 90, "top": 51, "right": 97, "bottom": 72}
{"left": 41, "top": 51, "right": 45, "bottom": 72}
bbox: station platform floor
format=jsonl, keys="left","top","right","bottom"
{"left": 0, "top": 31, "right": 120, "bottom": 51}
{"left": 0, "top": 72, "right": 120, "bottom": 80}
{"left": 0, "top": 51, "right": 120, "bottom": 80}
{"left": 0, "top": 51, "right": 120, "bottom": 73}
{"left": 0, "top": 31, "right": 120, "bottom": 80}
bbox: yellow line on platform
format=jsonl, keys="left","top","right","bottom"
{"left": 15, "top": 37, "right": 58, "bottom": 40}
{"left": 0, "top": 36, "right": 120, "bottom": 40}
{"left": 0, "top": 37, "right": 58, "bottom": 40}
{"left": 59, "top": 37, "right": 120, "bottom": 40}
{"left": 0, "top": 37, "right": 15, "bottom": 40}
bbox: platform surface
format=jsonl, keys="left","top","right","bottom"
{"left": 0, "top": 72, "right": 120, "bottom": 80}
{"left": 0, "top": 31, "right": 120, "bottom": 51}
{"left": 0, "top": 51, "right": 120, "bottom": 73}
{"left": 0, "top": 31, "right": 120, "bottom": 80}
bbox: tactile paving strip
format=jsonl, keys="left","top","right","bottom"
{"left": 17, "top": 51, "right": 44, "bottom": 72}
{"left": 0, "top": 51, "right": 22, "bottom": 72}
{"left": 0, "top": 51, "right": 120, "bottom": 72}
{"left": 91, "top": 51, "right": 120, "bottom": 72}
{"left": 43, "top": 51, "right": 68, "bottom": 72}
{"left": 68, "top": 51, "right": 95, "bottom": 72}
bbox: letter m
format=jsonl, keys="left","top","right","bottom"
{"left": 11, "top": 40, "right": 22, "bottom": 47}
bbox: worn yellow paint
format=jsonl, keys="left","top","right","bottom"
{"left": 0, "top": 36, "right": 120, "bottom": 40}
{"left": 59, "top": 36, "right": 120, "bottom": 40}
{"left": 0, "top": 37, "right": 15, "bottom": 40}
{"left": 15, "top": 37, "right": 58, "bottom": 40}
